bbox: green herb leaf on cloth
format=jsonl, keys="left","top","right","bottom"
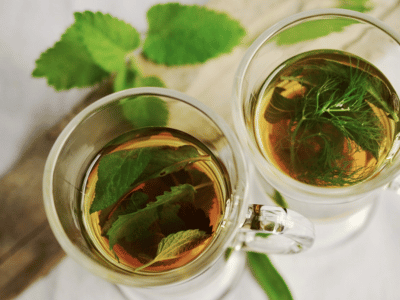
{"left": 143, "top": 3, "right": 246, "bottom": 65}
{"left": 32, "top": 21, "right": 109, "bottom": 90}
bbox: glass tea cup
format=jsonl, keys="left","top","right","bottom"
{"left": 43, "top": 87, "right": 314, "bottom": 300}
{"left": 233, "top": 8, "right": 400, "bottom": 249}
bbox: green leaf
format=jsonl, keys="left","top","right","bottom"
{"left": 107, "top": 184, "right": 196, "bottom": 250}
{"left": 75, "top": 11, "right": 141, "bottom": 72}
{"left": 275, "top": 0, "right": 373, "bottom": 46}
{"left": 264, "top": 88, "right": 297, "bottom": 124}
{"left": 90, "top": 148, "right": 152, "bottom": 213}
{"left": 247, "top": 252, "right": 293, "bottom": 300}
{"left": 113, "top": 65, "right": 138, "bottom": 92}
{"left": 135, "top": 229, "right": 207, "bottom": 271}
{"left": 113, "top": 62, "right": 165, "bottom": 91}
{"left": 101, "top": 191, "right": 149, "bottom": 235}
{"left": 338, "top": 0, "right": 373, "bottom": 13}
{"left": 143, "top": 3, "right": 246, "bottom": 66}
{"left": 90, "top": 145, "right": 208, "bottom": 213}
{"left": 121, "top": 96, "right": 169, "bottom": 127}
{"left": 276, "top": 19, "right": 355, "bottom": 46}
{"left": 131, "top": 145, "right": 210, "bottom": 188}
{"left": 271, "top": 190, "right": 288, "bottom": 209}
{"left": 32, "top": 21, "right": 109, "bottom": 90}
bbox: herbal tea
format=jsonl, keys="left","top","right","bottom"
{"left": 81, "top": 128, "right": 229, "bottom": 272}
{"left": 253, "top": 50, "right": 400, "bottom": 186}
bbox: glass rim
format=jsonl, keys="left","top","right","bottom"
{"left": 232, "top": 8, "right": 400, "bottom": 204}
{"left": 43, "top": 87, "right": 249, "bottom": 286}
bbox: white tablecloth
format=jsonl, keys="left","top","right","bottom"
{"left": 2, "top": 1, "right": 400, "bottom": 299}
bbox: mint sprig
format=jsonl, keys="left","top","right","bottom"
{"left": 32, "top": 4, "right": 246, "bottom": 91}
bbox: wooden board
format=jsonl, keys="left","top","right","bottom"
{"left": 1, "top": 0, "right": 400, "bottom": 298}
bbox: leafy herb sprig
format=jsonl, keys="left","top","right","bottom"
{"left": 32, "top": 3, "right": 246, "bottom": 92}
{"left": 91, "top": 144, "right": 214, "bottom": 270}
{"left": 264, "top": 53, "right": 398, "bottom": 186}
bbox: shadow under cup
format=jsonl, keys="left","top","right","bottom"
{"left": 233, "top": 9, "right": 400, "bottom": 246}
{"left": 42, "top": 88, "right": 248, "bottom": 288}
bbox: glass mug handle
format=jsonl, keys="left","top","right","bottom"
{"left": 235, "top": 205, "right": 315, "bottom": 254}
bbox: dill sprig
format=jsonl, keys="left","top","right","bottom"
{"left": 264, "top": 56, "right": 398, "bottom": 186}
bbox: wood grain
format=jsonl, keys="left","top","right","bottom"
{"left": 1, "top": 0, "right": 399, "bottom": 298}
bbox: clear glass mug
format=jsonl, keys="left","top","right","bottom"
{"left": 43, "top": 87, "right": 314, "bottom": 300}
{"left": 233, "top": 8, "right": 400, "bottom": 249}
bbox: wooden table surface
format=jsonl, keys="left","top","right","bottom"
{"left": 2, "top": 0, "right": 400, "bottom": 299}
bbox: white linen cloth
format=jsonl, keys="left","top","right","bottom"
{"left": 1, "top": 0, "right": 400, "bottom": 299}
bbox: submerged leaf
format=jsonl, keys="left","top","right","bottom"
{"left": 90, "top": 148, "right": 152, "bottom": 213}
{"left": 135, "top": 229, "right": 207, "bottom": 271}
{"left": 106, "top": 184, "right": 196, "bottom": 250}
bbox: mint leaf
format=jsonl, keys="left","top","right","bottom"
{"left": 113, "top": 64, "right": 138, "bottom": 92}
{"left": 143, "top": 3, "right": 246, "bottom": 65}
{"left": 90, "top": 148, "right": 152, "bottom": 213}
{"left": 133, "top": 75, "right": 165, "bottom": 88}
{"left": 131, "top": 145, "right": 210, "bottom": 188}
{"left": 121, "top": 96, "right": 169, "bottom": 127}
{"left": 75, "top": 11, "right": 141, "bottom": 72}
{"left": 114, "top": 64, "right": 165, "bottom": 92}
{"left": 276, "top": 19, "right": 355, "bottom": 46}
{"left": 158, "top": 204, "right": 186, "bottom": 236}
{"left": 101, "top": 191, "right": 149, "bottom": 234}
{"left": 275, "top": 0, "right": 373, "bottom": 45}
{"left": 107, "top": 184, "right": 196, "bottom": 250}
{"left": 135, "top": 229, "right": 207, "bottom": 271}
{"left": 90, "top": 145, "right": 208, "bottom": 213}
{"left": 338, "top": 0, "right": 373, "bottom": 13}
{"left": 32, "top": 21, "right": 109, "bottom": 90}
{"left": 247, "top": 252, "right": 293, "bottom": 300}
{"left": 271, "top": 190, "right": 288, "bottom": 209}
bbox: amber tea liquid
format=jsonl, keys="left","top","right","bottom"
{"left": 80, "top": 128, "right": 230, "bottom": 272}
{"left": 253, "top": 50, "right": 400, "bottom": 186}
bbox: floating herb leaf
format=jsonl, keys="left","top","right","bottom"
{"left": 107, "top": 184, "right": 196, "bottom": 250}
{"left": 90, "top": 145, "right": 209, "bottom": 213}
{"left": 90, "top": 148, "right": 152, "bottom": 213}
{"left": 135, "top": 229, "right": 207, "bottom": 271}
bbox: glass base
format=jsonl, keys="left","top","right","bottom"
{"left": 248, "top": 163, "right": 379, "bottom": 252}
{"left": 309, "top": 197, "right": 378, "bottom": 252}
{"left": 117, "top": 250, "right": 247, "bottom": 300}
